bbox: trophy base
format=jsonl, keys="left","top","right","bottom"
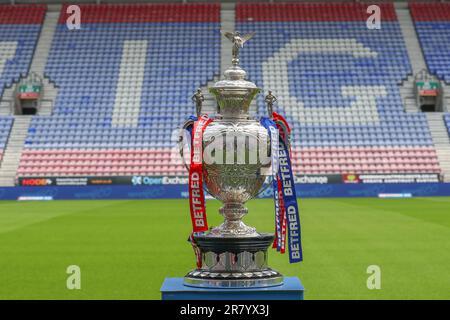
{"left": 184, "top": 269, "right": 283, "bottom": 289}
{"left": 184, "top": 233, "right": 283, "bottom": 289}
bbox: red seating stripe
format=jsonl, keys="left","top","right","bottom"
{"left": 410, "top": 3, "right": 450, "bottom": 22}
{"left": 17, "top": 146, "right": 441, "bottom": 176}
{"left": 58, "top": 3, "right": 220, "bottom": 24}
{"left": 0, "top": 5, "right": 46, "bottom": 24}
{"left": 236, "top": 3, "right": 397, "bottom": 22}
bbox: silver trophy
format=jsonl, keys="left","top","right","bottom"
{"left": 180, "top": 31, "right": 283, "bottom": 288}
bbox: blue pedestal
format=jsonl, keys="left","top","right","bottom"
{"left": 161, "top": 277, "right": 304, "bottom": 300}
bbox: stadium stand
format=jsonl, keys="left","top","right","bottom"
{"left": 410, "top": 2, "right": 450, "bottom": 82}
{"left": 0, "top": 5, "right": 45, "bottom": 170}
{"left": 0, "top": 117, "right": 13, "bottom": 164}
{"left": 236, "top": 3, "right": 441, "bottom": 174}
{"left": 410, "top": 2, "right": 450, "bottom": 149}
{"left": 16, "top": 3, "right": 220, "bottom": 177}
{"left": 1, "top": 2, "right": 444, "bottom": 180}
{"left": 0, "top": 5, "right": 46, "bottom": 99}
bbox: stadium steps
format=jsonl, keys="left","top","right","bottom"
{"left": 442, "top": 88, "right": 450, "bottom": 112}
{"left": 0, "top": 86, "right": 15, "bottom": 116}
{"left": 221, "top": 4, "right": 235, "bottom": 74}
{"left": 397, "top": 8, "right": 427, "bottom": 74}
{"left": 0, "top": 116, "right": 31, "bottom": 186}
{"left": 426, "top": 113, "right": 450, "bottom": 182}
{"left": 400, "top": 75, "right": 419, "bottom": 113}
{"left": 30, "top": 12, "right": 58, "bottom": 76}
{"left": 397, "top": 8, "right": 427, "bottom": 113}
{"left": 32, "top": 12, "right": 59, "bottom": 116}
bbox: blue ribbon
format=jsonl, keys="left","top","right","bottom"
{"left": 185, "top": 115, "right": 198, "bottom": 137}
{"left": 260, "top": 117, "right": 282, "bottom": 252}
{"left": 261, "top": 117, "right": 303, "bottom": 263}
{"left": 278, "top": 137, "right": 303, "bottom": 263}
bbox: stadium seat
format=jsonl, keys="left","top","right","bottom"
{"left": 0, "top": 5, "right": 44, "bottom": 167}
{"left": 14, "top": 3, "right": 442, "bottom": 177}
{"left": 17, "top": 3, "right": 220, "bottom": 177}
{"left": 236, "top": 3, "right": 440, "bottom": 175}
{"left": 410, "top": 3, "right": 450, "bottom": 142}
{"left": 410, "top": 3, "right": 450, "bottom": 83}
{"left": 0, "top": 5, "right": 46, "bottom": 99}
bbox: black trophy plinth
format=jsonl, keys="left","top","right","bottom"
{"left": 184, "top": 233, "right": 284, "bottom": 288}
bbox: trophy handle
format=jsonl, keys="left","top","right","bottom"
{"left": 274, "top": 119, "right": 291, "bottom": 151}
{"left": 178, "top": 119, "right": 195, "bottom": 172}
{"left": 254, "top": 116, "right": 291, "bottom": 199}
{"left": 179, "top": 118, "right": 215, "bottom": 197}
{"left": 254, "top": 175, "right": 274, "bottom": 199}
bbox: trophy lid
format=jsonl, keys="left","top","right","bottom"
{"left": 209, "top": 31, "right": 259, "bottom": 118}
{"left": 212, "top": 65, "right": 257, "bottom": 90}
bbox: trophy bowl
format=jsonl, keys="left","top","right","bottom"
{"left": 202, "top": 118, "right": 271, "bottom": 237}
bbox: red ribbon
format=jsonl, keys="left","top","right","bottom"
{"left": 279, "top": 178, "right": 287, "bottom": 253}
{"left": 272, "top": 112, "right": 291, "bottom": 253}
{"left": 189, "top": 233, "right": 203, "bottom": 268}
{"left": 273, "top": 111, "right": 291, "bottom": 134}
{"left": 188, "top": 114, "right": 212, "bottom": 233}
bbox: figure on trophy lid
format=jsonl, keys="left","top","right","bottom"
{"left": 265, "top": 90, "right": 277, "bottom": 118}
{"left": 191, "top": 88, "right": 204, "bottom": 117}
{"left": 222, "top": 31, "right": 256, "bottom": 65}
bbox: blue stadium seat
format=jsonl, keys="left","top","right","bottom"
{"left": 18, "top": 4, "right": 220, "bottom": 177}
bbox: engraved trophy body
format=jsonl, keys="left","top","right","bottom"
{"left": 181, "top": 32, "right": 283, "bottom": 288}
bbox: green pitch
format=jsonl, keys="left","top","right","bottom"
{"left": 0, "top": 197, "right": 449, "bottom": 300}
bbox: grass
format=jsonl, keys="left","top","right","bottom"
{"left": 0, "top": 197, "right": 449, "bottom": 299}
